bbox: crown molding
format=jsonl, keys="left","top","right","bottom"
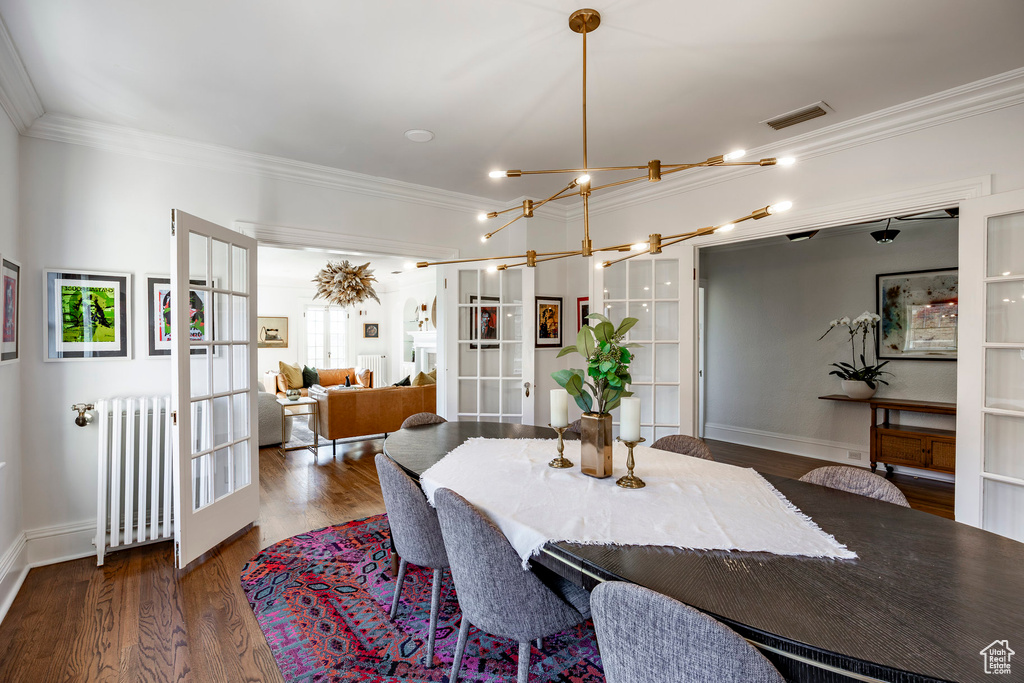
{"left": 235, "top": 220, "right": 458, "bottom": 261}
{"left": 572, "top": 67, "right": 1024, "bottom": 220}
{"left": 0, "top": 14, "right": 43, "bottom": 133}
{"left": 688, "top": 176, "right": 989, "bottom": 249}
{"left": 26, "top": 113, "right": 506, "bottom": 217}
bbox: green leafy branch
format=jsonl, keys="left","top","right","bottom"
{"left": 551, "top": 313, "right": 642, "bottom": 415}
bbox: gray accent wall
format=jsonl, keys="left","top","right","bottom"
{"left": 701, "top": 219, "right": 957, "bottom": 458}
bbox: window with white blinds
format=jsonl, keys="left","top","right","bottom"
{"left": 305, "top": 304, "right": 348, "bottom": 369}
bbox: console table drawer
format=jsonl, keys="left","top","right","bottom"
{"left": 878, "top": 433, "right": 928, "bottom": 467}
{"left": 929, "top": 438, "right": 957, "bottom": 472}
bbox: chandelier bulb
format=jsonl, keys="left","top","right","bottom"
{"left": 777, "top": 157, "right": 796, "bottom": 166}
{"left": 485, "top": 265, "right": 498, "bottom": 273}
{"left": 477, "top": 212, "right": 488, "bottom": 222}
{"left": 716, "top": 223, "right": 736, "bottom": 233}
{"left": 768, "top": 200, "right": 793, "bottom": 214}
{"left": 630, "top": 242, "right": 649, "bottom": 251}
{"left": 489, "top": 170, "right": 507, "bottom": 179}
{"left": 481, "top": 234, "right": 490, "bottom": 243}
{"left": 723, "top": 149, "right": 747, "bottom": 161}
{"left": 595, "top": 261, "right": 608, "bottom": 270}
{"left": 577, "top": 174, "right": 591, "bottom": 185}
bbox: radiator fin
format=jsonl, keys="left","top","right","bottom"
{"left": 357, "top": 354, "right": 387, "bottom": 387}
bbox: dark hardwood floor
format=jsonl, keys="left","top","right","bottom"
{"left": 0, "top": 435, "right": 954, "bottom": 682}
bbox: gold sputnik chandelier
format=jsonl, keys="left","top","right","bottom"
{"left": 417, "top": 8, "right": 794, "bottom": 272}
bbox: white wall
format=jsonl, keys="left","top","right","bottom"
{"left": 701, "top": 219, "right": 958, "bottom": 459}
{"left": 0, "top": 111, "right": 25, "bottom": 618}
{"left": 15, "top": 135, "right": 496, "bottom": 562}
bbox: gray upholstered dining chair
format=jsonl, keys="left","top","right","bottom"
{"left": 567, "top": 419, "right": 582, "bottom": 434}
{"left": 401, "top": 412, "right": 448, "bottom": 429}
{"left": 374, "top": 454, "right": 450, "bottom": 668}
{"left": 650, "top": 434, "right": 714, "bottom": 460}
{"left": 434, "top": 487, "right": 591, "bottom": 683}
{"left": 592, "top": 581, "right": 785, "bottom": 683}
{"left": 798, "top": 465, "right": 910, "bottom": 507}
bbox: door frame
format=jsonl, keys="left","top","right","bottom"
{"left": 681, "top": 177, "right": 989, "bottom": 440}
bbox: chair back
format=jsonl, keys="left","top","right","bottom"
{"left": 401, "top": 412, "right": 448, "bottom": 429}
{"left": 650, "top": 434, "right": 714, "bottom": 460}
{"left": 567, "top": 419, "right": 582, "bottom": 434}
{"left": 798, "top": 466, "right": 910, "bottom": 507}
{"left": 374, "top": 454, "right": 448, "bottom": 569}
{"left": 434, "top": 488, "right": 584, "bottom": 642}
{"left": 592, "top": 582, "right": 784, "bottom": 683}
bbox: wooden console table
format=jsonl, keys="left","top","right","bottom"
{"left": 819, "top": 395, "right": 956, "bottom": 477}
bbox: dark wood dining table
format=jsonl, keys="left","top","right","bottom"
{"left": 383, "top": 421, "right": 1024, "bottom": 683}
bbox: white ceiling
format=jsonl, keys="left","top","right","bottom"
{"left": 257, "top": 245, "right": 415, "bottom": 288}
{"left": 2, "top": 0, "right": 1023, "bottom": 201}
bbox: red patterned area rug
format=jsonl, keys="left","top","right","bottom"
{"left": 241, "top": 514, "right": 604, "bottom": 682}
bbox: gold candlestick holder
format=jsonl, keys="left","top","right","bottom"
{"left": 548, "top": 424, "right": 573, "bottom": 468}
{"left": 615, "top": 436, "right": 646, "bottom": 489}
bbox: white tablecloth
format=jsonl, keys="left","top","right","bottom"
{"left": 420, "top": 438, "right": 856, "bottom": 565}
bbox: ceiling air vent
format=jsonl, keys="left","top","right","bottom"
{"left": 762, "top": 101, "right": 830, "bottom": 131}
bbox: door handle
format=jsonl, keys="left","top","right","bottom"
{"left": 524, "top": 381, "right": 531, "bottom": 397}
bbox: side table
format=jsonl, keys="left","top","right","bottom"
{"left": 276, "top": 396, "right": 321, "bottom": 461}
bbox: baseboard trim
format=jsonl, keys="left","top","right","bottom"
{"left": 704, "top": 423, "right": 955, "bottom": 483}
{"left": 0, "top": 533, "right": 28, "bottom": 624}
{"left": 24, "top": 520, "right": 96, "bottom": 567}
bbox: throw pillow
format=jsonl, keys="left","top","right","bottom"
{"left": 412, "top": 371, "right": 436, "bottom": 386}
{"left": 278, "top": 362, "right": 303, "bottom": 390}
{"left": 302, "top": 366, "right": 319, "bottom": 388}
{"left": 427, "top": 368, "right": 437, "bottom": 381}
{"left": 355, "top": 368, "right": 372, "bottom": 387}
{"left": 393, "top": 375, "right": 411, "bottom": 387}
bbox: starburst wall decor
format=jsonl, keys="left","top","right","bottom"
{"left": 312, "top": 260, "right": 380, "bottom": 308}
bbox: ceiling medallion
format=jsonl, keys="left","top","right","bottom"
{"left": 417, "top": 8, "right": 795, "bottom": 271}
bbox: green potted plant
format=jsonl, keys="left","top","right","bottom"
{"left": 819, "top": 312, "right": 892, "bottom": 399}
{"left": 552, "top": 313, "right": 640, "bottom": 478}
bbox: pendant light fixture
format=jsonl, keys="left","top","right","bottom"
{"left": 871, "top": 218, "right": 901, "bottom": 244}
{"left": 417, "top": 8, "right": 795, "bottom": 271}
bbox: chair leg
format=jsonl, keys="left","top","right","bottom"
{"left": 389, "top": 559, "right": 408, "bottom": 620}
{"left": 449, "top": 615, "right": 471, "bottom": 683}
{"left": 425, "top": 568, "right": 442, "bottom": 668}
{"left": 518, "top": 640, "right": 531, "bottom": 683}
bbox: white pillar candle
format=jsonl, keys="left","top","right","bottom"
{"left": 550, "top": 389, "right": 569, "bottom": 428}
{"left": 619, "top": 397, "right": 641, "bottom": 442}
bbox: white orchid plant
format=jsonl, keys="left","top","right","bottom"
{"left": 818, "top": 312, "right": 892, "bottom": 389}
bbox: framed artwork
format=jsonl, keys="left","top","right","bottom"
{"left": 258, "top": 316, "right": 288, "bottom": 348}
{"left": 44, "top": 269, "right": 132, "bottom": 361}
{"left": 470, "top": 295, "right": 499, "bottom": 350}
{"left": 146, "top": 276, "right": 210, "bottom": 356}
{"left": 1, "top": 257, "right": 20, "bottom": 364}
{"left": 363, "top": 322, "right": 380, "bottom": 339}
{"left": 876, "top": 267, "right": 958, "bottom": 360}
{"left": 536, "top": 295, "right": 563, "bottom": 348}
{"left": 577, "top": 296, "right": 590, "bottom": 331}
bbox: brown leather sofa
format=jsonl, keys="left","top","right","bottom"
{"left": 265, "top": 367, "right": 373, "bottom": 398}
{"left": 311, "top": 383, "right": 436, "bottom": 453}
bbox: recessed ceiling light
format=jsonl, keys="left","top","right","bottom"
{"left": 404, "top": 129, "right": 435, "bottom": 143}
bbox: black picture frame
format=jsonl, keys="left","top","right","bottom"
{"left": 470, "top": 295, "right": 499, "bottom": 350}
{"left": 1, "top": 257, "right": 20, "bottom": 364}
{"left": 876, "top": 267, "right": 958, "bottom": 361}
{"left": 535, "top": 295, "right": 563, "bottom": 348}
{"left": 44, "top": 269, "right": 132, "bottom": 361}
{"left": 146, "top": 276, "right": 210, "bottom": 357}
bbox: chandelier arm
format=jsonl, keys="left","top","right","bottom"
{"left": 589, "top": 174, "right": 650, "bottom": 192}
{"left": 515, "top": 166, "right": 644, "bottom": 175}
{"left": 534, "top": 249, "right": 585, "bottom": 257}
{"left": 485, "top": 212, "right": 528, "bottom": 240}
{"left": 534, "top": 251, "right": 584, "bottom": 265}
{"left": 531, "top": 181, "right": 581, "bottom": 211}
{"left": 415, "top": 253, "right": 527, "bottom": 268}
{"left": 582, "top": 17, "right": 588, "bottom": 172}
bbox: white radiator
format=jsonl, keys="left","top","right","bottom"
{"left": 357, "top": 354, "right": 387, "bottom": 387}
{"left": 95, "top": 397, "right": 174, "bottom": 565}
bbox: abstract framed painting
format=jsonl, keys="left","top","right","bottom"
{"left": 1, "top": 256, "right": 19, "bottom": 364}
{"left": 535, "top": 295, "right": 562, "bottom": 348}
{"left": 876, "top": 267, "right": 958, "bottom": 360}
{"left": 146, "top": 276, "right": 210, "bottom": 356}
{"left": 44, "top": 269, "right": 132, "bottom": 361}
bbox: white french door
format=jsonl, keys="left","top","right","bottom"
{"left": 171, "top": 210, "right": 258, "bottom": 568}
{"left": 957, "top": 188, "right": 1024, "bottom": 541}
{"left": 304, "top": 304, "right": 348, "bottom": 369}
{"left": 444, "top": 266, "right": 535, "bottom": 424}
{"left": 592, "top": 252, "right": 695, "bottom": 441}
